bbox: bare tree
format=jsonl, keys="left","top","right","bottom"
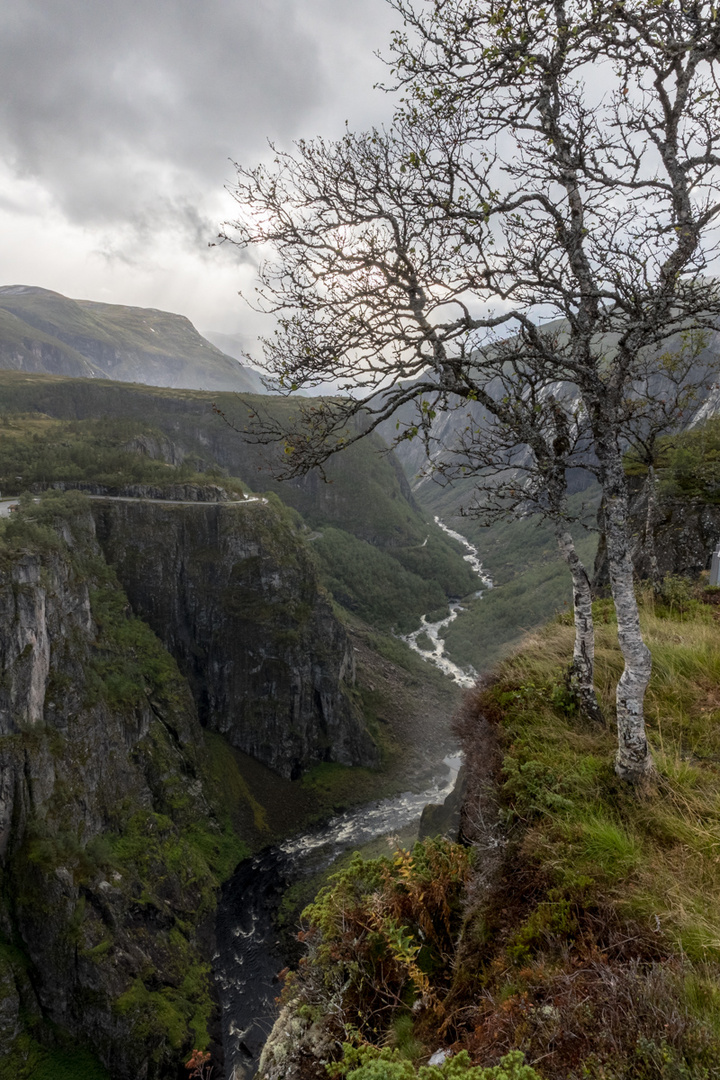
{"left": 421, "top": 341, "right": 603, "bottom": 722}
{"left": 224, "top": 0, "right": 720, "bottom": 782}
{"left": 222, "top": 126, "right": 602, "bottom": 718}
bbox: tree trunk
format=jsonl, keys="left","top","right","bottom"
{"left": 554, "top": 525, "right": 604, "bottom": 723}
{"left": 644, "top": 465, "right": 661, "bottom": 593}
{"left": 597, "top": 440, "right": 654, "bottom": 781}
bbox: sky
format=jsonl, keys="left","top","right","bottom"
{"left": 0, "top": 0, "right": 400, "bottom": 344}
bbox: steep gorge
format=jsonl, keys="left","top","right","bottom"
{"left": 91, "top": 495, "right": 375, "bottom": 779}
{"left": 0, "top": 489, "right": 379, "bottom": 1079}
{"left": 0, "top": 493, "right": 233, "bottom": 1078}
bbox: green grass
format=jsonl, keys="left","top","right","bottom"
{"left": 299, "top": 760, "right": 394, "bottom": 812}
{"left": 441, "top": 522, "right": 598, "bottom": 673}
{"left": 405, "top": 476, "right": 601, "bottom": 673}
{"left": 455, "top": 587, "right": 720, "bottom": 1074}
{"left": 202, "top": 730, "right": 269, "bottom": 848}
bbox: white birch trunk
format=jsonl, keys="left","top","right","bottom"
{"left": 597, "top": 441, "right": 654, "bottom": 781}
{"left": 644, "top": 466, "right": 661, "bottom": 591}
{"left": 554, "top": 526, "right": 603, "bottom": 723}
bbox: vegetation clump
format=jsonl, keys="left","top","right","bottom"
{"left": 333, "top": 1048, "right": 541, "bottom": 1080}
{"left": 0, "top": 414, "right": 244, "bottom": 496}
{"left": 268, "top": 838, "right": 471, "bottom": 1075}
{"left": 276, "top": 581, "right": 720, "bottom": 1079}
{"left": 661, "top": 421, "right": 720, "bottom": 504}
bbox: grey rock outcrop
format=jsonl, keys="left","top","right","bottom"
{"left": 92, "top": 495, "right": 377, "bottom": 778}
{"left": 0, "top": 491, "right": 224, "bottom": 1078}
{"left": 593, "top": 477, "right": 720, "bottom": 587}
{"left": 418, "top": 765, "right": 468, "bottom": 842}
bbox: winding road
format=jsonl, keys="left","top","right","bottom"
{"left": 0, "top": 493, "right": 268, "bottom": 517}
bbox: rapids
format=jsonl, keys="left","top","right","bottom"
{"left": 402, "top": 518, "right": 491, "bottom": 688}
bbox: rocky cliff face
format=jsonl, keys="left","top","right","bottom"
{"left": 0, "top": 489, "right": 380, "bottom": 1077}
{"left": 0, "top": 491, "right": 240, "bottom": 1079}
{"left": 92, "top": 495, "right": 376, "bottom": 779}
{"left": 593, "top": 477, "right": 720, "bottom": 587}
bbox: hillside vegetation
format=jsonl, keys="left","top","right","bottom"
{"left": 0, "top": 485, "right": 462, "bottom": 1080}
{"left": 0, "top": 374, "right": 479, "bottom": 639}
{"left": 0, "top": 414, "right": 246, "bottom": 496}
{"left": 269, "top": 581, "right": 720, "bottom": 1079}
{"left": 0, "top": 285, "right": 262, "bottom": 392}
{"left": 625, "top": 415, "right": 720, "bottom": 504}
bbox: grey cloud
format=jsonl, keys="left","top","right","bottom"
{"left": 1, "top": 0, "right": 395, "bottom": 234}
{"left": 0, "top": 0, "right": 398, "bottom": 320}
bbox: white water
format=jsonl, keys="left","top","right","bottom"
{"left": 279, "top": 752, "right": 463, "bottom": 860}
{"left": 401, "top": 518, "right": 492, "bottom": 689}
{"left": 434, "top": 516, "right": 493, "bottom": 587}
{"left": 216, "top": 753, "right": 464, "bottom": 1078}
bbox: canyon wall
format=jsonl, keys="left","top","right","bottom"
{"left": 92, "top": 495, "right": 375, "bottom": 779}
{"left": 0, "top": 489, "right": 376, "bottom": 1078}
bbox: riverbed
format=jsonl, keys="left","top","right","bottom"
{"left": 214, "top": 754, "right": 462, "bottom": 1079}
{"left": 214, "top": 519, "right": 487, "bottom": 1078}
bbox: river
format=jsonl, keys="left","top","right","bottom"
{"left": 214, "top": 754, "right": 462, "bottom": 1079}
{"left": 214, "top": 519, "right": 488, "bottom": 1078}
{"left": 402, "top": 517, "right": 492, "bottom": 689}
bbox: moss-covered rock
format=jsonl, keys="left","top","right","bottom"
{"left": 92, "top": 494, "right": 377, "bottom": 779}
{"left": 0, "top": 491, "right": 248, "bottom": 1078}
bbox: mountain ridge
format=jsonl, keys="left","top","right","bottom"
{"left": 0, "top": 285, "right": 264, "bottom": 393}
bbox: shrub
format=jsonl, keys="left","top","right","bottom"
{"left": 332, "top": 1048, "right": 542, "bottom": 1080}
{"left": 298, "top": 839, "right": 472, "bottom": 1045}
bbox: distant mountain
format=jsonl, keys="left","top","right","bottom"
{"left": 202, "top": 329, "right": 345, "bottom": 396}
{"left": 0, "top": 285, "right": 264, "bottom": 393}
{"left": 200, "top": 329, "right": 251, "bottom": 362}
{"left": 386, "top": 321, "right": 720, "bottom": 497}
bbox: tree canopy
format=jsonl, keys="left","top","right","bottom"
{"left": 225, "top": 0, "right": 720, "bottom": 782}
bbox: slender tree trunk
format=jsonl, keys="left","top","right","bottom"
{"left": 596, "top": 436, "right": 654, "bottom": 781}
{"left": 644, "top": 465, "right": 661, "bottom": 592}
{"left": 554, "top": 525, "right": 603, "bottom": 723}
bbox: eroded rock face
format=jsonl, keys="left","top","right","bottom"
{"left": 0, "top": 493, "right": 226, "bottom": 1078}
{"left": 92, "top": 496, "right": 376, "bottom": 779}
{"left": 0, "top": 489, "right": 377, "bottom": 1076}
{"left": 593, "top": 478, "right": 720, "bottom": 587}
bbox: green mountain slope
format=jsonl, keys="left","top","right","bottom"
{"left": 0, "top": 306, "right": 103, "bottom": 378}
{"left": 0, "top": 371, "right": 479, "bottom": 639}
{"left": 0, "top": 285, "right": 263, "bottom": 392}
{"left": 0, "top": 367, "right": 603, "bottom": 672}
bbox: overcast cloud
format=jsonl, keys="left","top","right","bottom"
{"left": 0, "top": 0, "right": 399, "bottom": 336}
